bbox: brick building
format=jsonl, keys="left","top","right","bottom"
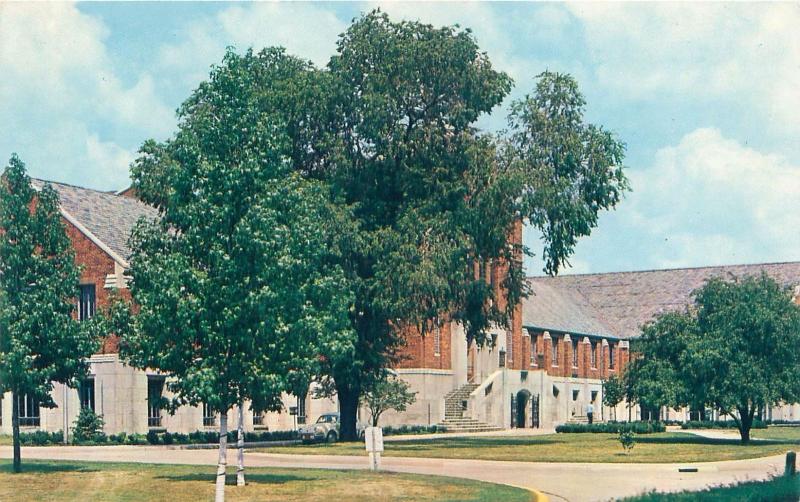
{"left": 2, "top": 178, "right": 799, "bottom": 436}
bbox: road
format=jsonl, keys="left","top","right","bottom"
{"left": 0, "top": 443, "right": 788, "bottom": 501}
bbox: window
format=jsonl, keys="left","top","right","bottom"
{"left": 252, "top": 410, "right": 265, "bottom": 426}
{"left": 530, "top": 337, "right": 537, "bottom": 366}
{"left": 572, "top": 339, "right": 579, "bottom": 367}
{"left": 551, "top": 337, "right": 559, "bottom": 366}
{"left": 609, "top": 343, "right": 616, "bottom": 369}
{"left": 433, "top": 322, "right": 441, "bottom": 357}
{"left": 78, "top": 284, "right": 96, "bottom": 321}
{"left": 79, "top": 378, "right": 95, "bottom": 411}
{"left": 591, "top": 342, "right": 597, "bottom": 368}
{"left": 147, "top": 377, "right": 164, "bottom": 428}
{"left": 297, "top": 392, "right": 307, "bottom": 425}
{"left": 572, "top": 390, "right": 579, "bottom": 401}
{"left": 18, "top": 394, "right": 40, "bottom": 427}
{"left": 202, "top": 402, "right": 216, "bottom": 427}
{"left": 506, "top": 331, "right": 513, "bottom": 364}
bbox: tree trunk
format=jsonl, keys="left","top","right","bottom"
{"left": 738, "top": 407, "right": 753, "bottom": 444}
{"left": 12, "top": 391, "right": 21, "bottom": 473}
{"left": 236, "top": 402, "right": 245, "bottom": 487}
{"left": 338, "top": 386, "right": 360, "bottom": 441}
{"left": 215, "top": 412, "right": 228, "bottom": 502}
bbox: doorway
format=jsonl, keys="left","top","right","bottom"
{"left": 516, "top": 389, "right": 532, "bottom": 428}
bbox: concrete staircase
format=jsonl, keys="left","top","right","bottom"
{"left": 438, "top": 384, "right": 502, "bottom": 433}
{"left": 568, "top": 415, "right": 590, "bottom": 424}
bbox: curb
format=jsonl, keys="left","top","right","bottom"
{"left": 530, "top": 488, "right": 549, "bottom": 502}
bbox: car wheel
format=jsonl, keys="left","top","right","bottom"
{"left": 326, "top": 431, "right": 338, "bottom": 443}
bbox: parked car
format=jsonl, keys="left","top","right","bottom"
{"left": 299, "top": 413, "right": 366, "bottom": 444}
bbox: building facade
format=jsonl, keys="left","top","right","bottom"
{"left": 2, "top": 178, "right": 798, "bottom": 437}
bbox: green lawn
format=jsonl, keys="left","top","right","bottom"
{"left": 254, "top": 432, "right": 799, "bottom": 463}
{"left": 621, "top": 475, "right": 800, "bottom": 501}
{"left": 0, "top": 460, "right": 532, "bottom": 502}
{"left": 752, "top": 426, "right": 800, "bottom": 441}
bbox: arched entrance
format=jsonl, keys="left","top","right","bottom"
{"left": 516, "top": 390, "right": 531, "bottom": 428}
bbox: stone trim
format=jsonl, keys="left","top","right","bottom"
{"left": 393, "top": 368, "right": 454, "bottom": 376}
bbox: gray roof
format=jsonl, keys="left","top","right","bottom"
{"left": 526, "top": 262, "right": 800, "bottom": 339}
{"left": 32, "top": 179, "right": 158, "bottom": 262}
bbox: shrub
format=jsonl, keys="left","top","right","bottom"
{"left": 380, "top": 424, "right": 445, "bottom": 436}
{"left": 72, "top": 408, "right": 105, "bottom": 442}
{"left": 556, "top": 421, "right": 666, "bottom": 434}
{"left": 146, "top": 430, "right": 160, "bottom": 445}
{"left": 18, "top": 430, "right": 63, "bottom": 446}
{"left": 619, "top": 430, "right": 636, "bottom": 454}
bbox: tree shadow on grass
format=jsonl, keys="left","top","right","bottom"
{"left": 635, "top": 435, "right": 799, "bottom": 447}
{"left": 389, "top": 437, "right": 563, "bottom": 451}
{"left": 0, "top": 461, "right": 98, "bottom": 474}
{"left": 156, "top": 472, "right": 310, "bottom": 486}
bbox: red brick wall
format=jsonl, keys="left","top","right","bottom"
{"left": 526, "top": 329, "right": 630, "bottom": 379}
{"left": 394, "top": 322, "right": 452, "bottom": 370}
{"left": 64, "top": 219, "right": 129, "bottom": 354}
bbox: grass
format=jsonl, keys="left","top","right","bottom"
{"left": 254, "top": 431, "right": 800, "bottom": 463}
{"left": 0, "top": 460, "right": 532, "bottom": 502}
{"left": 753, "top": 426, "right": 800, "bottom": 441}
{"left": 620, "top": 475, "right": 800, "bottom": 501}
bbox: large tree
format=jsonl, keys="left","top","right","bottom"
{"left": 315, "top": 13, "right": 628, "bottom": 438}
{"left": 131, "top": 11, "right": 628, "bottom": 441}
{"left": 0, "top": 155, "right": 98, "bottom": 472}
{"left": 627, "top": 274, "right": 800, "bottom": 443}
{"left": 125, "top": 52, "right": 355, "bottom": 501}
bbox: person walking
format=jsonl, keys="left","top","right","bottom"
{"left": 587, "top": 402, "right": 594, "bottom": 424}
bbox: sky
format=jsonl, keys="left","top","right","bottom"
{"left": 1, "top": 2, "right": 799, "bottom": 276}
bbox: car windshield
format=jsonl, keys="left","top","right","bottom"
{"left": 316, "top": 414, "right": 337, "bottom": 424}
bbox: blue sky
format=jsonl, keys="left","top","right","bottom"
{"left": 2, "top": 2, "right": 799, "bottom": 275}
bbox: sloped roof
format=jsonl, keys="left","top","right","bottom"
{"left": 32, "top": 179, "right": 158, "bottom": 263}
{"left": 526, "top": 262, "right": 800, "bottom": 339}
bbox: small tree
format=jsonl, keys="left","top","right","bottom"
{"left": 0, "top": 155, "right": 98, "bottom": 472}
{"left": 602, "top": 374, "right": 625, "bottom": 421}
{"left": 363, "top": 374, "right": 417, "bottom": 427}
{"left": 619, "top": 430, "right": 636, "bottom": 454}
{"left": 627, "top": 274, "right": 800, "bottom": 443}
{"left": 125, "top": 54, "right": 355, "bottom": 502}
{"left": 72, "top": 407, "right": 105, "bottom": 442}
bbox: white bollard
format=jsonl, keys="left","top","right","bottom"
{"left": 364, "top": 426, "right": 384, "bottom": 471}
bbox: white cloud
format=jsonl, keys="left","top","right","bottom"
{"left": 0, "top": 2, "right": 173, "bottom": 190}
{"left": 568, "top": 3, "right": 800, "bottom": 133}
{"left": 157, "top": 2, "right": 348, "bottom": 88}
{"left": 85, "top": 134, "right": 136, "bottom": 187}
{"left": 627, "top": 128, "right": 800, "bottom": 268}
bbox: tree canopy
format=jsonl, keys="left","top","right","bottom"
{"left": 626, "top": 274, "right": 800, "bottom": 442}
{"left": 125, "top": 50, "right": 355, "bottom": 500}
{"left": 130, "top": 10, "right": 628, "bottom": 441}
{"left": 0, "top": 155, "right": 98, "bottom": 472}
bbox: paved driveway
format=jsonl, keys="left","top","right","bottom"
{"left": 0, "top": 444, "right": 788, "bottom": 501}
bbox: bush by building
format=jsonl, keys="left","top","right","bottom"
{"left": 556, "top": 421, "right": 666, "bottom": 434}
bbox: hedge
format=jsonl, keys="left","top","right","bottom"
{"left": 556, "top": 421, "right": 666, "bottom": 434}
{"left": 680, "top": 420, "right": 767, "bottom": 430}
{"left": 11, "top": 429, "right": 298, "bottom": 446}
{"left": 382, "top": 424, "right": 446, "bottom": 436}
{"left": 145, "top": 429, "right": 299, "bottom": 445}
